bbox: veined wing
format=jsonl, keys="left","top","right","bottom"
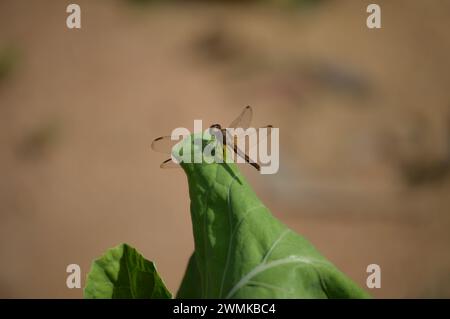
{"left": 151, "top": 135, "right": 184, "bottom": 154}
{"left": 225, "top": 125, "right": 273, "bottom": 151}
{"left": 160, "top": 158, "right": 180, "bottom": 169}
{"left": 224, "top": 125, "right": 273, "bottom": 170}
{"left": 228, "top": 105, "right": 253, "bottom": 130}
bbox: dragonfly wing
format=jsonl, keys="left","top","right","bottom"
{"left": 160, "top": 158, "right": 180, "bottom": 169}
{"left": 225, "top": 125, "right": 273, "bottom": 151}
{"left": 151, "top": 135, "right": 183, "bottom": 154}
{"left": 228, "top": 105, "right": 253, "bottom": 129}
{"left": 252, "top": 125, "right": 273, "bottom": 150}
{"left": 224, "top": 125, "right": 273, "bottom": 169}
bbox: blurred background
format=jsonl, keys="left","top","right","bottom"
{"left": 1, "top": 0, "right": 450, "bottom": 298}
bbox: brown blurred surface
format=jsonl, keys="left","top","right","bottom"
{"left": 0, "top": 0, "right": 450, "bottom": 298}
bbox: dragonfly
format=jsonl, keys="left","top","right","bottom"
{"left": 151, "top": 106, "right": 272, "bottom": 171}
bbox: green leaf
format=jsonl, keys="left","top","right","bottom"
{"left": 176, "top": 134, "right": 370, "bottom": 298}
{"left": 84, "top": 243, "right": 172, "bottom": 299}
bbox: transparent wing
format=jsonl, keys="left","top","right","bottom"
{"left": 224, "top": 125, "right": 273, "bottom": 168}
{"left": 160, "top": 158, "right": 180, "bottom": 169}
{"left": 228, "top": 105, "right": 253, "bottom": 129}
{"left": 225, "top": 125, "right": 273, "bottom": 151}
{"left": 151, "top": 136, "right": 181, "bottom": 154}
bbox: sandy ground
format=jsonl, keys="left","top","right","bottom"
{"left": 0, "top": 0, "right": 450, "bottom": 298}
